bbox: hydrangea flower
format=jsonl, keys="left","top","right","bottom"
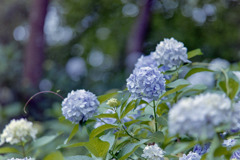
{"left": 222, "top": 139, "right": 236, "bottom": 148}
{"left": 231, "top": 149, "right": 240, "bottom": 160}
{"left": 208, "top": 58, "right": 230, "bottom": 71}
{"left": 141, "top": 144, "right": 165, "bottom": 160}
{"left": 62, "top": 89, "right": 100, "bottom": 124}
{"left": 231, "top": 102, "right": 240, "bottom": 132}
{"left": 151, "top": 38, "right": 190, "bottom": 68}
{"left": 168, "top": 93, "right": 232, "bottom": 138}
{"left": 134, "top": 55, "right": 171, "bottom": 79}
{"left": 0, "top": 119, "right": 37, "bottom": 145}
{"left": 179, "top": 151, "right": 201, "bottom": 160}
{"left": 193, "top": 143, "right": 210, "bottom": 155}
{"left": 7, "top": 158, "right": 35, "bottom": 160}
{"left": 187, "top": 72, "right": 215, "bottom": 88}
{"left": 126, "top": 67, "right": 166, "bottom": 100}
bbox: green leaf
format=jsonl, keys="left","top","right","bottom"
{"left": 89, "top": 124, "right": 118, "bottom": 138}
{"left": 177, "top": 84, "right": 207, "bottom": 100}
{"left": 184, "top": 68, "right": 213, "bottom": 79}
{"left": 219, "top": 78, "right": 239, "bottom": 100}
{"left": 85, "top": 137, "right": 110, "bottom": 157}
{"left": 65, "top": 124, "right": 79, "bottom": 144}
{"left": 98, "top": 92, "right": 118, "bottom": 104}
{"left": 0, "top": 147, "right": 21, "bottom": 154}
{"left": 65, "top": 156, "right": 94, "bottom": 160}
{"left": 44, "top": 151, "right": 64, "bottom": 160}
{"left": 117, "top": 139, "right": 148, "bottom": 160}
{"left": 172, "top": 142, "right": 197, "bottom": 154}
{"left": 120, "top": 100, "right": 136, "bottom": 119}
{"left": 214, "top": 146, "right": 228, "bottom": 157}
{"left": 95, "top": 113, "right": 118, "bottom": 119}
{"left": 161, "top": 84, "right": 189, "bottom": 98}
{"left": 64, "top": 155, "right": 94, "bottom": 160}
{"left": 32, "top": 134, "right": 59, "bottom": 149}
{"left": 99, "top": 132, "right": 115, "bottom": 149}
{"left": 166, "top": 79, "right": 190, "bottom": 88}
{"left": 187, "top": 49, "right": 203, "bottom": 59}
{"left": 148, "top": 131, "right": 164, "bottom": 143}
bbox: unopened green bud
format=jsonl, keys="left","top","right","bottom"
{"left": 106, "top": 98, "right": 120, "bottom": 107}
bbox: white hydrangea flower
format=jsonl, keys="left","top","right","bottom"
{"left": 141, "top": 144, "right": 165, "bottom": 160}
{"left": 180, "top": 151, "right": 201, "bottom": 160}
{"left": 168, "top": 93, "right": 232, "bottom": 138}
{"left": 152, "top": 38, "right": 190, "bottom": 68}
{"left": 187, "top": 71, "right": 215, "bottom": 88}
{"left": 0, "top": 119, "right": 37, "bottom": 145}
{"left": 208, "top": 58, "right": 230, "bottom": 71}
{"left": 7, "top": 157, "right": 35, "bottom": 160}
{"left": 231, "top": 102, "right": 240, "bottom": 132}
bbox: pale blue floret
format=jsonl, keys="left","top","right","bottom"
{"left": 231, "top": 149, "right": 240, "bottom": 160}
{"left": 152, "top": 37, "right": 191, "bottom": 68}
{"left": 126, "top": 67, "right": 166, "bottom": 100}
{"left": 222, "top": 139, "right": 236, "bottom": 149}
{"left": 62, "top": 89, "right": 100, "bottom": 124}
{"left": 193, "top": 143, "right": 210, "bottom": 156}
{"left": 179, "top": 151, "right": 201, "bottom": 160}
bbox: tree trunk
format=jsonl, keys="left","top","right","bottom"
{"left": 125, "top": 0, "right": 153, "bottom": 70}
{"left": 23, "top": 0, "right": 49, "bottom": 89}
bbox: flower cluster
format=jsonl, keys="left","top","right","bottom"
{"left": 141, "top": 144, "right": 165, "bottom": 160}
{"left": 7, "top": 158, "right": 35, "bottom": 160}
{"left": 222, "top": 139, "right": 236, "bottom": 148}
{"left": 106, "top": 98, "right": 120, "bottom": 107}
{"left": 231, "top": 149, "right": 240, "bottom": 160}
{"left": 180, "top": 151, "right": 201, "bottom": 160}
{"left": 231, "top": 102, "right": 240, "bottom": 132}
{"left": 0, "top": 119, "right": 37, "bottom": 145}
{"left": 193, "top": 143, "right": 210, "bottom": 156}
{"left": 126, "top": 67, "right": 166, "bottom": 100}
{"left": 152, "top": 37, "right": 190, "bottom": 68}
{"left": 208, "top": 58, "right": 230, "bottom": 71}
{"left": 62, "top": 89, "right": 99, "bottom": 124}
{"left": 168, "top": 93, "right": 232, "bottom": 138}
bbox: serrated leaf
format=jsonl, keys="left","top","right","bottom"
{"left": 219, "top": 78, "right": 239, "bottom": 100}
{"left": 85, "top": 137, "right": 110, "bottom": 157}
{"left": 32, "top": 134, "right": 59, "bottom": 149}
{"left": 187, "top": 49, "right": 203, "bottom": 59}
{"left": 99, "top": 132, "right": 115, "bottom": 149}
{"left": 166, "top": 79, "right": 190, "bottom": 88}
{"left": 0, "top": 147, "right": 21, "bottom": 154}
{"left": 43, "top": 151, "right": 64, "bottom": 160}
{"left": 184, "top": 68, "right": 213, "bottom": 79}
{"left": 120, "top": 100, "right": 136, "bottom": 119}
{"left": 65, "top": 155, "right": 94, "bottom": 160}
{"left": 149, "top": 131, "right": 164, "bottom": 143}
{"left": 98, "top": 92, "right": 118, "bottom": 104}
{"left": 89, "top": 124, "right": 118, "bottom": 138}
{"left": 65, "top": 124, "right": 79, "bottom": 144}
{"left": 117, "top": 139, "right": 148, "bottom": 160}
{"left": 95, "top": 113, "right": 118, "bottom": 119}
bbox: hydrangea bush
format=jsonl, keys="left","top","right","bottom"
{"left": 1, "top": 37, "right": 240, "bottom": 159}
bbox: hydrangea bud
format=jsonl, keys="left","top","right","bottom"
{"left": 106, "top": 98, "right": 120, "bottom": 107}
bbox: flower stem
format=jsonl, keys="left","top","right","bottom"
{"left": 122, "top": 126, "right": 140, "bottom": 141}
{"left": 21, "top": 142, "right": 26, "bottom": 157}
{"left": 153, "top": 100, "right": 158, "bottom": 132}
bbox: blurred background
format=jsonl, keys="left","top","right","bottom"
{"left": 0, "top": 0, "right": 240, "bottom": 158}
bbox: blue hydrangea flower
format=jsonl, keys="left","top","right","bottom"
{"left": 126, "top": 67, "right": 166, "bottom": 100}
{"left": 231, "top": 149, "right": 240, "bottom": 160}
{"left": 179, "top": 151, "right": 201, "bottom": 160}
{"left": 223, "top": 139, "right": 236, "bottom": 149}
{"left": 193, "top": 143, "right": 210, "bottom": 156}
{"left": 134, "top": 55, "right": 171, "bottom": 80}
{"left": 168, "top": 93, "right": 232, "bottom": 138}
{"left": 231, "top": 102, "right": 240, "bottom": 132}
{"left": 62, "top": 89, "right": 100, "bottom": 124}
{"left": 208, "top": 58, "right": 230, "bottom": 71}
{"left": 152, "top": 38, "right": 191, "bottom": 68}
